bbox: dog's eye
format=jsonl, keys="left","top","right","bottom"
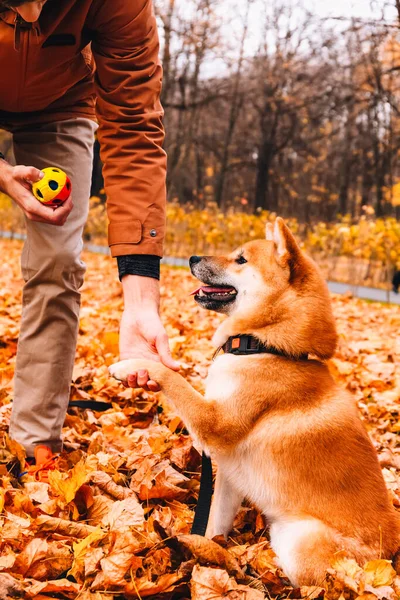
{"left": 235, "top": 255, "right": 247, "bottom": 265}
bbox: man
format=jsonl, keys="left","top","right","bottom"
{"left": 0, "top": 0, "right": 179, "bottom": 478}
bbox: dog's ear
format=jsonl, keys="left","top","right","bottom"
{"left": 265, "top": 222, "right": 274, "bottom": 241}
{"left": 267, "top": 217, "right": 301, "bottom": 265}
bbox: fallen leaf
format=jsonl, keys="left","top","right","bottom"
{"left": 124, "top": 572, "right": 183, "bottom": 598}
{"left": 101, "top": 497, "right": 145, "bottom": 530}
{"left": 87, "top": 494, "right": 114, "bottom": 524}
{"left": 364, "top": 560, "right": 396, "bottom": 587}
{"left": 0, "top": 573, "right": 25, "bottom": 599}
{"left": 5, "top": 434, "right": 26, "bottom": 470}
{"left": 26, "top": 578, "right": 81, "bottom": 597}
{"left": 49, "top": 458, "right": 95, "bottom": 504}
{"left": 331, "top": 551, "right": 364, "bottom": 580}
{"left": 191, "top": 565, "right": 264, "bottom": 599}
{"left": 91, "top": 470, "right": 137, "bottom": 500}
{"left": 0, "top": 552, "right": 16, "bottom": 572}
{"left": 35, "top": 514, "right": 98, "bottom": 538}
{"left": 177, "top": 534, "right": 244, "bottom": 577}
{"left": 84, "top": 547, "right": 105, "bottom": 578}
{"left": 70, "top": 526, "right": 106, "bottom": 582}
{"left": 24, "top": 481, "right": 50, "bottom": 504}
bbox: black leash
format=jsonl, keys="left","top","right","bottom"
{"left": 191, "top": 452, "right": 213, "bottom": 535}
{"left": 68, "top": 400, "right": 113, "bottom": 411}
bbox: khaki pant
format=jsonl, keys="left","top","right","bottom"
{"left": 8, "top": 118, "right": 97, "bottom": 456}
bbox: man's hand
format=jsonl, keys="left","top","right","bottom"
{"left": 0, "top": 162, "right": 73, "bottom": 226}
{"left": 119, "top": 275, "right": 179, "bottom": 391}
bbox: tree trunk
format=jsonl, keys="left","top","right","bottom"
{"left": 376, "top": 168, "right": 385, "bottom": 217}
{"left": 338, "top": 159, "right": 351, "bottom": 216}
{"left": 160, "top": 0, "right": 176, "bottom": 105}
{"left": 254, "top": 140, "right": 273, "bottom": 211}
{"left": 166, "top": 75, "right": 187, "bottom": 195}
{"left": 215, "top": 0, "right": 251, "bottom": 209}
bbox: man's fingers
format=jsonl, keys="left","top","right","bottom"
{"left": 125, "top": 371, "right": 159, "bottom": 392}
{"left": 14, "top": 165, "right": 44, "bottom": 184}
{"left": 147, "top": 380, "right": 161, "bottom": 392}
{"left": 25, "top": 166, "right": 44, "bottom": 184}
{"left": 26, "top": 195, "right": 73, "bottom": 226}
{"left": 137, "top": 369, "right": 149, "bottom": 388}
{"left": 155, "top": 333, "right": 180, "bottom": 371}
{"left": 51, "top": 195, "right": 74, "bottom": 222}
{"left": 127, "top": 373, "right": 138, "bottom": 387}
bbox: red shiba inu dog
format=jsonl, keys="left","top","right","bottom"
{"left": 110, "top": 218, "right": 400, "bottom": 585}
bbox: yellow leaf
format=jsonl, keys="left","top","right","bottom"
{"left": 73, "top": 527, "right": 105, "bottom": 562}
{"left": 5, "top": 434, "right": 26, "bottom": 469}
{"left": 331, "top": 551, "right": 363, "bottom": 579}
{"left": 364, "top": 559, "right": 396, "bottom": 587}
{"left": 48, "top": 459, "right": 94, "bottom": 504}
{"left": 169, "top": 415, "right": 182, "bottom": 433}
{"left": 70, "top": 526, "right": 106, "bottom": 582}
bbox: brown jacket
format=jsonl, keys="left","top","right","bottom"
{"left": 0, "top": 0, "right": 166, "bottom": 257}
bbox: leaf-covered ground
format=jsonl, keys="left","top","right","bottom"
{"left": 0, "top": 239, "right": 399, "bottom": 600}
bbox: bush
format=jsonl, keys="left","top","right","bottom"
{"left": 1, "top": 195, "right": 398, "bottom": 288}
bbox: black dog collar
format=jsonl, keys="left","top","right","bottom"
{"left": 215, "top": 334, "right": 308, "bottom": 360}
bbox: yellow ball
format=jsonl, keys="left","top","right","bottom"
{"left": 32, "top": 167, "right": 72, "bottom": 207}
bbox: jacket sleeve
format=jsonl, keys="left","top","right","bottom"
{"left": 90, "top": 0, "right": 166, "bottom": 258}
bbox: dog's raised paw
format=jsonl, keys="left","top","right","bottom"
{"left": 108, "top": 360, "right": 135, "bottom": 382}
{"left": 109, "top": 359, "right": 156, "bottom": 382}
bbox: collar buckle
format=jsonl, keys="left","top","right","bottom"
{"left": 227, "top": 335, "right": 261, "bottom": 355}
{"left": 215, "top": 334, "right": 309, "bottom": 361}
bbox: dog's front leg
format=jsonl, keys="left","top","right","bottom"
{"left": 206, "top": 469, "right": 243, "bottom": 539}
{"left": 110, "top": 359, "right": 236, "bottom": 446}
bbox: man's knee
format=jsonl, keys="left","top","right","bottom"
{"left": 22, "top": 250, "right": 86, "bottom": 290}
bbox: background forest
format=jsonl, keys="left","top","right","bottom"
{"left": 1, "top": 0, "right": 400, "bottom": 286}
{"left": 156, "top": 0, "right": 400, "bottom": 220}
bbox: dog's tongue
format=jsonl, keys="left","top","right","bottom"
{"left": 190, "top": 286, "right": 235, "bottom": 296}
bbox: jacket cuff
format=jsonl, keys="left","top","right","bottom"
{"left": 117, "top": 254, "right": 161, "bottom": 281}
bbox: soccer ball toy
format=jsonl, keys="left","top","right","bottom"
{"left": 32, "top": 167, "right": 72, "bottom": 208}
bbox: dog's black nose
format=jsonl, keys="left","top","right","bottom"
{"left": 189, "top": 255, "right": 202, "bottom": 266}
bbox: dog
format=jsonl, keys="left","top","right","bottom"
{"left": 110, "top": 217, "right": 400, "bottom": 586}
